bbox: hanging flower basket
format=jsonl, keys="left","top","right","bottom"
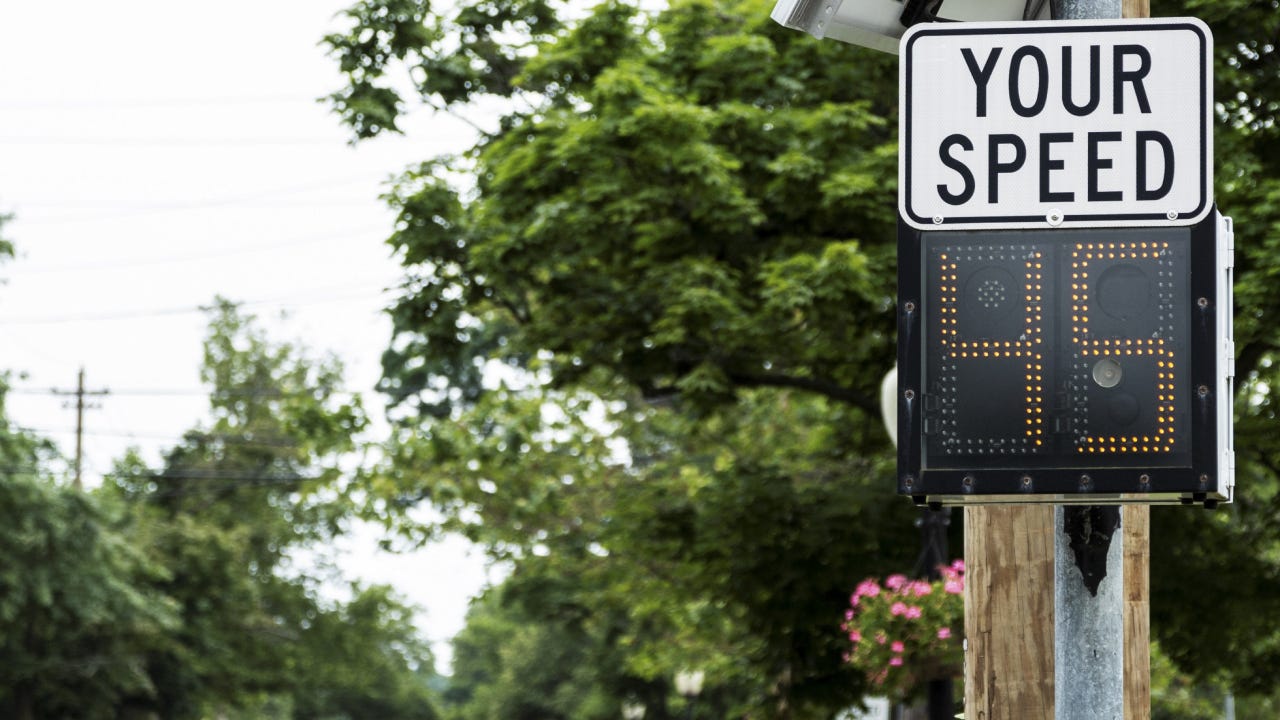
{"left": 841, "top": 561, "right": 966, "bottom": 701}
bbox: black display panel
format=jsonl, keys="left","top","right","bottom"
{"left": 896, "top": 213, "right": 1228, "bottom": 504}
{"left": 923, "top": 231, "right": 1190, "bottom": 469}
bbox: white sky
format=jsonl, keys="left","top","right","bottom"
{"left": 0, "top": 1, "right": 493, "bottom": 671}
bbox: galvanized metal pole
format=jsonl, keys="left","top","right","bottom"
{"left": 1051, "top": 0, "right": 1120, "bottom": 18}
{"left": 1048, "top": 4, "right": 1130, "bottom": 719}
{"left": 1054, "top": 504, "right": 1124, "bottom": 720}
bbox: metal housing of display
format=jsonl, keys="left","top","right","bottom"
{"left": 896, "top": 212, "right": 1234, "bottom": 507}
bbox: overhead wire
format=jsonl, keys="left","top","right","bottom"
{"left": 12, "top": 174, "right": 393, "bottom": 226}
{"left": 8, "top": 387, "right": 368, "bottom": 398}
{"left": 0, "top": 95, "right": 322, "bottom": 110}
{"left": 0, "top": 282, "right": 392, "bottom": 325}
{"left": 0, "top": 136, "right": 341, "bottom": 147}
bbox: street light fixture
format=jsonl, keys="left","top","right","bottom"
{"left": 770, "top": 0, "right": 1049, "bottom": 54}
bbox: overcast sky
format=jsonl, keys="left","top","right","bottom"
{"left": 0, "top": 0, "right": 492, "bottom": 670}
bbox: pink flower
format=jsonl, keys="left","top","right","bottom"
{"left": 855, "top": 579, "right": 882, "bottom": 600}
{"left": 844, "top": 609, "right": 855, "bottom": 621}
{"left": 890, "top": 641, "right": 905, "bottom": 653}
{"left": 876, "top": 632, "right": 887, "bottom": 645}
{"left": 849, "top": 630, "right": 862, "bottom": 643}
{"left": 886, "top": 574, "right": 908, "bottom": 591}
{"left": 951, "top": 559, "right": 966, "bottom": 573}
{"left": 905, "top": 606, "right": 923, "bottom": 619}
{"left": 944, "top": 579, "right": 963, "bottom": 595}
{"left": 910, "top": 581, "right": 933, "bottom": 597}
{"left": 937, "top": 627, "right": 952, "bottom": 640}
{"left": 889, "top": 657, "right": 904, "bottom": 667}
{"left": 890, "top": 602, "right": 908, "bottom": 616}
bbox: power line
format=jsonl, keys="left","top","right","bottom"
{"left": 14, "top": 425, "right": 354, "bottom": 458}
{"left": 9, "top": 387, "right": 367, "bottom": 398}
{"left": 0, "top": 95, "right": 320, "bottom": 110}
{"left": 13, "top": 175, "right": 390, "bottom": 226}
{"left": 0, "top": 136, "right": 340, "bottom": 147}
{"left": 12, "top": 226, "right": 390, "bottom": 274}
{"left": 0, "top": 284, "right": 391, "bottom": 325}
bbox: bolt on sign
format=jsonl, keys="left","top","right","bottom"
{"left": 895, "top": 19, "right": 1235, "bottom": 508}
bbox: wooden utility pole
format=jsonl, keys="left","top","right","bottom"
{"left": 1118, "top": 7, "right": 1153, "bottom": 719}
{"left": 51, "top": 367, "right": 109, "bottom": 489}
{"left": 964, "top": 2, "right": 1152, "bottom": 719}
{"left": 964, "top": 505, "right": 1056, "bottom": 718}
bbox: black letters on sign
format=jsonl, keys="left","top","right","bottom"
{"left": 1088, "top": 131, "right": 1123, "bottom": 202}
{"left": 962, "top": 47, "right": 1002, "bottom": 118}
{"left": 1008, "top": 46, "right": 1049, "bottom": 117}
{"left": 1113, "top": 45, "right": 1153, "bottom": 114}
{"left": 1137, "top": 131, "right": 1175, "bottom": 200}
{"left": 1062, "top": 45, "right": 1102, "bottom": 117}
{"left": 1039, "top": 132, "right": 1074, "bottom": 203}
{"left": 938, "top": 134, "right": 976, "bottom": 205}
{"left": 988, "top": 135, "right": 1026, "bottom": 203}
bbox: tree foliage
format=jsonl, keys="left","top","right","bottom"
{"left": 98, "top": 300, "right": 440, "bottom": 719}
{"left": 0, "top": 404, "right": 176, "bottom": 720}
{"left": 0, "top": 297, "right": 441, "bottom": 719}
{"left": 320, "top": 0, "right": 944, "bottom": 715}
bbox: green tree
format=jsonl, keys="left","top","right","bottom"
{"left": 446, "top": 588, "right": 616, "bottom": 720}
{"left": 0, "top": 391, "right": 177, "bottom": 720}
{"left": 323, "top": 0, "right": 932, "bottom": 714}
{"left": 1147, "top": 0, "right": 1280, "bottom": 697}
{"left": 104, "top": 301, "right": 439, "bottom": 719}
{"left": 0, "top": 216, "right": 177, "bottom": 720}
{"left": 291, "top": 584, "right": 440, "bottom": 720}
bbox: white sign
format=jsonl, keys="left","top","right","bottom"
{"left": 899, "top": 19, "right": 1212, "bottom": 231}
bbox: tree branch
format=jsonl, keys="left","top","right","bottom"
{"left": 727, "top": 371, "right": 879, "bottom": 415}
